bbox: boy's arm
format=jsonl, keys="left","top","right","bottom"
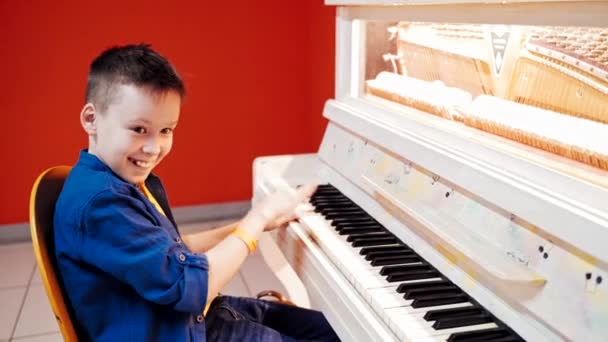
{"left": 181, "top": 221, "right": 239, "bottom": 254}
{"left": 203, "top": 184, "right": 318, "bottom": 303}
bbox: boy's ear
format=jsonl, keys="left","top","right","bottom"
{"left": 80, "top": 103, "right": 97, "bottom": 135}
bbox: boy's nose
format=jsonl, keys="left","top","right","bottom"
{"left": 142, "top": 139, "right": 161, "bottom": 155}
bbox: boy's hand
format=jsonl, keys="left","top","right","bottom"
{"left": 248, "top": 183, "right": 317, "bottom": 232}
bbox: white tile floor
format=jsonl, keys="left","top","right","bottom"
{"left": 0, "top": 220, "right": 285, "bottom": 341}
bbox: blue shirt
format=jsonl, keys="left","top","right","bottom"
{"left": 54, "top": 150, "right": 209, "bottom": 341}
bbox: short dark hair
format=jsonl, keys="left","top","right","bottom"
{"left": 85, "top": 44, "right": 185, "bottom": 112}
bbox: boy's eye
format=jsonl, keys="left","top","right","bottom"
{"left": 161, "top": 128, "right": 174, "bottom": 134}
{"left": 132, "top": 127, "right": 146, "bottom": 134}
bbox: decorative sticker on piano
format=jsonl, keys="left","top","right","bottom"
{"left": 489, "top": 25, "right": 511, "bottom": 76}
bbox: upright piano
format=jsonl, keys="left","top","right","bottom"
{"left": 252, "top": 1, "right": 608, "bottom": 341}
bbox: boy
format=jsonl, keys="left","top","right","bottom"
{"left": 54, "top": 44, "right": 339, "bottom": 341}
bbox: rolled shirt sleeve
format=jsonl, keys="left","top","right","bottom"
{"left": 79, "top": 190, "right": 209, "bottom": 314}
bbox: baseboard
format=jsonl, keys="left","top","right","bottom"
{"left": 0, "top": 200, "right": 251, "bottom": 245}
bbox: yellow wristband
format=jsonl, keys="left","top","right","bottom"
{"left": 230, "top": 227, "right": 257, "bottom": 254}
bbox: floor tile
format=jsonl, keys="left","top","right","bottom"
{"left": 0, "top": 287, "right": 26, "bottom": 340}
{"left": 12, "top": 284, "right": 58, "bottom": 338}
{"left": 11, "top": 332, "right": 62, "bottom": 342}
{"left": 0, "top": 243, "right": 36, "bottom": 289}
{"left": 30, "top": 267, "right": 42, "bottom": 285}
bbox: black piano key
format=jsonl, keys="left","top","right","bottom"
{"left": 447, "top": 327, "right": 514, "bottom": 341}
{"left": 313, "top": 203, "right": 357, "bottom": 210}
{"left": 333, "top": 220, "right": 379, "bottom": 226}
{"left": 411, "top": 293, "right": 469, "bottom": 308}
{"left": 346, "top": 232, "right": 393, "bottom": 243}
{"left": 432, "top": 313, "right": 492, "bottom": 330}
{"left": 334, "top": 222, "right": 381, "bottom": 230}
{"left": 370, "top": 255, "right": 420, "bottom": 267}
{"left": 405, "top": 285, "right": 461, "bottom": 300}
{"left": 323, "top": 212, "right": 369, "bottom": 220}
{"left": 311, "top": 196, "right": 351, "bottom": 201}
{"left": 336, "top": 222, "right": 382, "bottom": 229}
{"left": 481, "top": 337, "right": 523, "bottom": 342}
{"left": 336, "top": 225, "right": 382, "bottom": 234}
{"left": 320, "top": 207, "right": 362, "bottom": 213}
{"left": 330, "top": 217, "right": 376, "bottom": 226}
{"left": 351, "top": 236, "right": 398, "bottom": 247}
{"left": 317, "top": 183, "right": 338, "bottom": 191}
{"left": 311, "top": 193, "right": 343, "bottom": 199}
{"left": 424, "top": 306, "right": 484, "bottom": 321}
{"left": 381, "top": 263, "right": 431, "bottom": 276}
{"left": 339, "top": 227, "right": 384, "bottom": 235}
{"left": 387, "top": 269, "right": 440, "bottom": 282}
{"left": 312, "top": 198, "right": 344, "bottom": 203}
{"left": 397, "top": 279, "right": 451, "bottom": 293}
{"left": 312, "top": 187, "right": 341, "bottom": 194}
{"left": 359, "top": 245, "right": 408, "bottom": 256}
{"left": 365, "top": 249, "right": 416, "bottom": 260}
{"left": 407, "top": 288, "right": 463, "bottom": 301}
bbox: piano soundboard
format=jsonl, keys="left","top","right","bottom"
{"left": 252, "top": 1, "right": 608, "bottom": 341}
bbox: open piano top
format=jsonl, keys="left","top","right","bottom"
{"left": 252, "top": 1, "right": 608, "bottom": 341}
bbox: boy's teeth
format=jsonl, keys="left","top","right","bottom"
{"left": 134, "top": 160, "right": 149, "bottom": 167}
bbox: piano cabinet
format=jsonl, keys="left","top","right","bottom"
{"left": 253, "top": 1, "right": 608, "bottom": 341}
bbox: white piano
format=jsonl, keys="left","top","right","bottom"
{"left": 252, "top": 1, "right": 608, "bottom": 341}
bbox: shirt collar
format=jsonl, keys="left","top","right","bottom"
{"left": 77, "top": 149, "right": 112, "bottom": 172}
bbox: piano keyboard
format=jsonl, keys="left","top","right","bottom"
{"left": 305, "top": 184, "right": 525, "bottom": 342}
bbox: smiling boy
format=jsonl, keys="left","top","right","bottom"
{"left": 53, "top": 44, "right": 339, "bottom": 341}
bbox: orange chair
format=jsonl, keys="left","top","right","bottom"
{"left": 29, "top": 166, "right": 78, "bottom": 341}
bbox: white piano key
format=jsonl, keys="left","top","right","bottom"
{"left": 368, "top": 287, "right": 413, "bottom": 311}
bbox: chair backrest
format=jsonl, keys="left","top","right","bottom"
{"left": 29, "top": 165, "right": 78, "bottom": 341}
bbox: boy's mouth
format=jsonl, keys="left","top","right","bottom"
{"left": 128, "top": 157, "right": 152, "bottom": 169}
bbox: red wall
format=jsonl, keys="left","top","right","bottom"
{"left": 0, "top": 0, "right": 335, "bottom": 224}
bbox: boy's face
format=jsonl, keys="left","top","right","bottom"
{"left": 81, "top": 84, "right": 181, "bottom": 184}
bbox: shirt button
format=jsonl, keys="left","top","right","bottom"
{"left": 175, "top": 237, "right": 182, "bottom": 243}
{"left": 178, "top": 254, "right": 186, "bottom": 262}
{"left": 196, "top": 314, "right": 204, "bottom": 323}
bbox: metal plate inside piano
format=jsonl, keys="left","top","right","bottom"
{"left": 309, "top": 184, "right": 525, "bottom": 342}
